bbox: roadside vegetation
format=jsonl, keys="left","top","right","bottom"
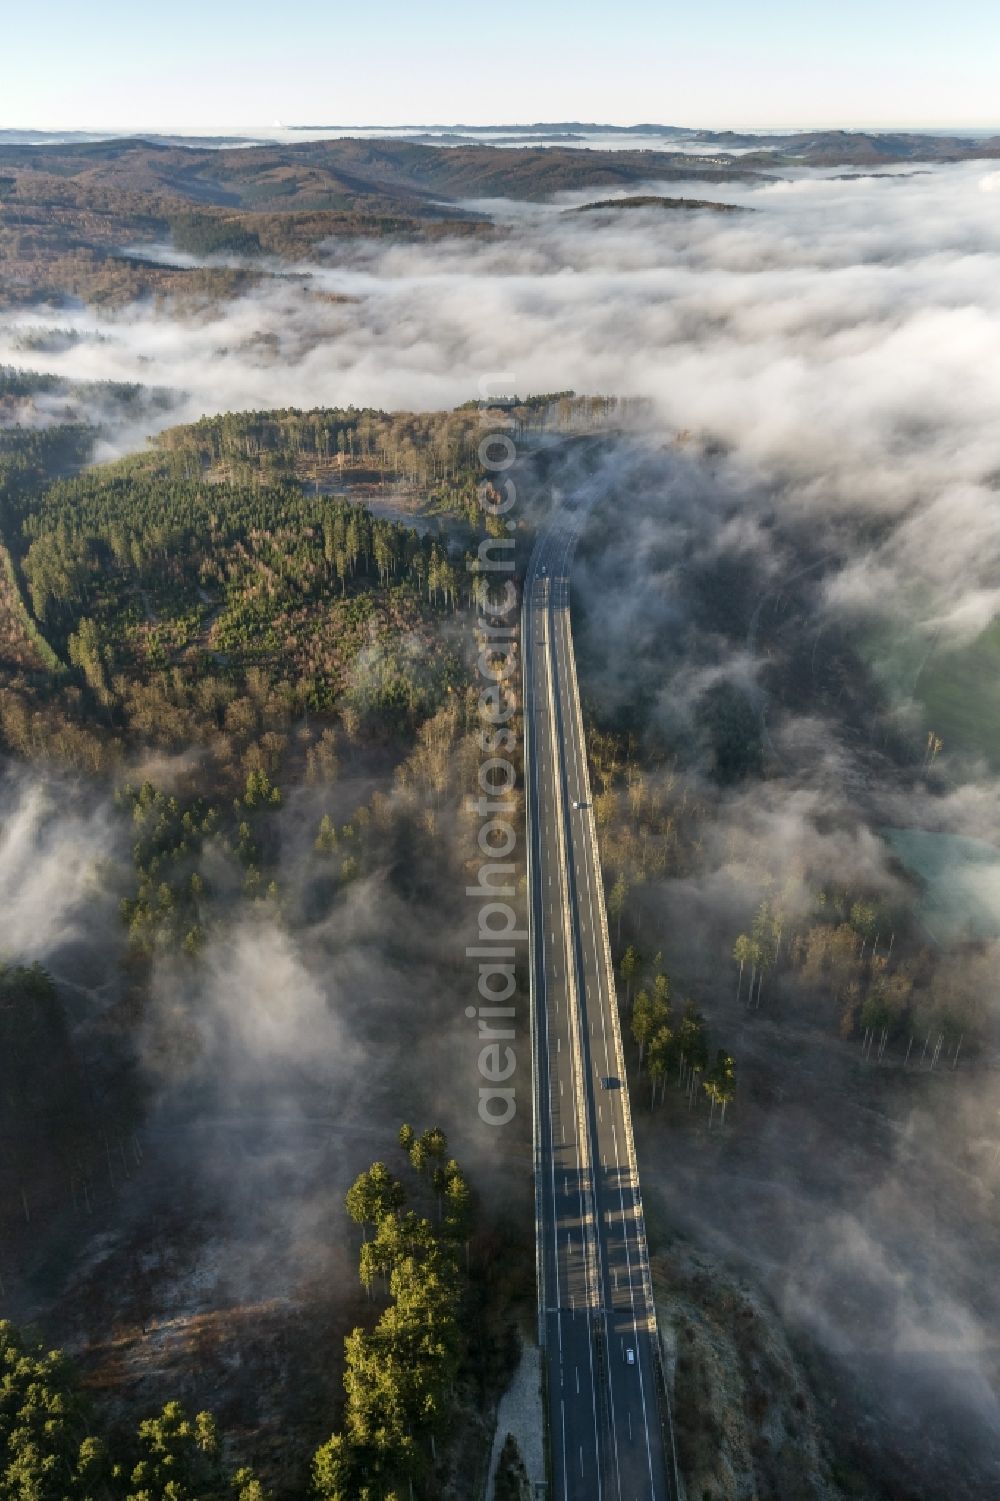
{"left": 594, "top": 711, "right": 988, "bottom": 1142}
{"left": 0, "top": 1129, "right": 487, "bottom": 1501}
{"left": 314, "top": 1127, "right": 474, "bottom": 1498}
{"left": 0, "top": 1318, "right": 266, "bottom": 1501}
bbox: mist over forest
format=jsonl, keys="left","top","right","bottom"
{"left": 2, "top": 123, "right": 1000, "bottom": 1500}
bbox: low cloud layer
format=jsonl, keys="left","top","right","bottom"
{"left": 0, "top": 767, "right": 121, "bottom": 984}
{"left": 3, "top": 162, "right": 999, "bottom": 647}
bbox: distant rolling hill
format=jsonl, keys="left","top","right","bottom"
{"left": 694, "top": 128, "right": 1000, "bottom": 166}
{"left": 2, "top": 129, "right": 995, "bottom": 308}
{"left": 2, "top": 131, "right": 995, "bottom": 217}
{"left": 0, "top": 136, "right": 764, "bottom": 210}
{"left": 569, "top": 194, "right": 747, "bottom": 215}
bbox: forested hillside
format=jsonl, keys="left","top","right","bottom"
{"left": 0, "top": 393, "right": 636, "bottom": 776}
{"left": 0, "top": 386, "right": 545, "bottom": 1497}
{"left": 0, "top": 135, "right": 762, "bottom": 306}
{"left": 0, "top": 402, "right": 511, "bottom": 776}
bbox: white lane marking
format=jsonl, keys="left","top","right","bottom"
{"left": 527, "top": 607, "right": 566, "bottom": 1392}
{"left": 549, "top": 574, "right": 644, "bottom": 1498}
{"left": 560, "top": 1400, "right": 568, "bottom": 1501}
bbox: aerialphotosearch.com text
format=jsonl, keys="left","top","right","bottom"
{"left": 467, "top": 377, "right": 522, "bottom": 1127}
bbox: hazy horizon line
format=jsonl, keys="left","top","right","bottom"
{"left": 2, "top": 120, "right": 998, "bottom": 139}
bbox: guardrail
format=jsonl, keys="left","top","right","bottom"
{"left": 521, "top": 548, "right": 548, "bottom": 1350}
{"left": 542, "top": 570, "right": 605, "bottom": 1326}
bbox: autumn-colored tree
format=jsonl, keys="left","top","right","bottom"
{"left": 608, "top": 873, "right": 628, "bottom": 948}
{"left": 703, "top": 1051, "right": 736, "bottom": 1127}
{"left": 619, "top": 944, "right": 641, "bottom": 1007}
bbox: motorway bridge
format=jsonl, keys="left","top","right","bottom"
{"left": 523, "top": 502, "right": 678, "bottom": 1501}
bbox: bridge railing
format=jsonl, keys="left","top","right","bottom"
{"left": 521, "top": 541, "right": 548, "bottom": 1349}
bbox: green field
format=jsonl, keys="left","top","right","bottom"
{"left": 856, "top": 608, "right": 1000, "bottom": 772}
{"left": 913, "top": 618, "right": 1000, "bottom": 771}
{"left": 884, "top": 827, "right": 1000, "bottom": 943}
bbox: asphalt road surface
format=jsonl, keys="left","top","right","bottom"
{"left": 523, "top": 505, "right": 675, "bottom": 1501}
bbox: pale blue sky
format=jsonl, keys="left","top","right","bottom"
{"left": 4, "top": 0, "right": 999, "bottom": 132}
